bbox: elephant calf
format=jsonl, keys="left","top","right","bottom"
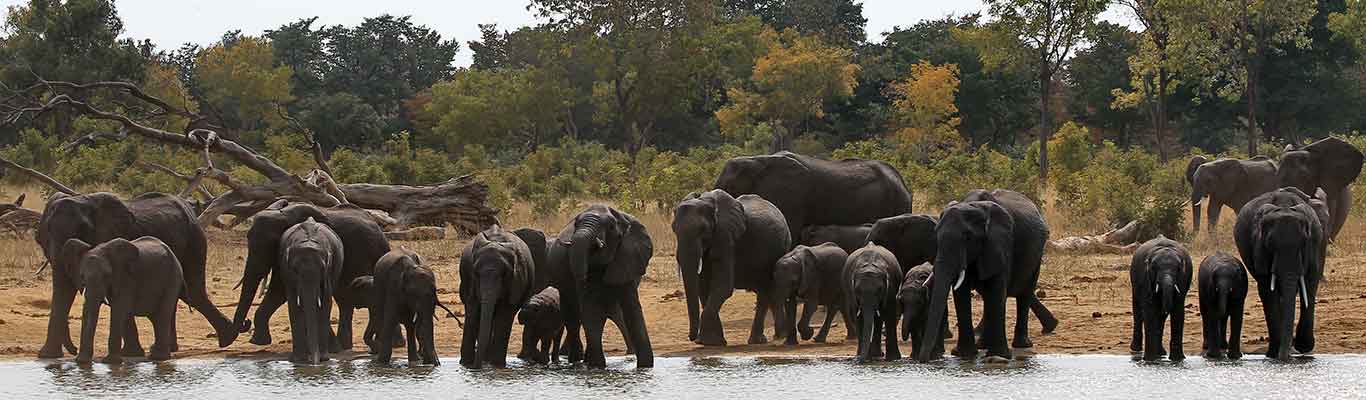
{"left": 460, "top": 225, "right": 539, "bottom": 369}
{"left": 1129, "top": 238, "right": 1193, "bottom": 362}
{"left": 71, "top": 237, "right": 185, "bottom": 364}
{"left": 799, "top": 224, "right": 870, "bottom": 254}
{"left": 517, "top": 287, "right": 565, "bottom": 364}
{"left": 366, "top": 247, "right": 442, "bottom": 366}
{"left": 772, "top": 242, "right": 851, "bottom": 345}
{"left": 898, "top": 263, "right": 948, "bottom": 359}
{"left": 280, "top": 218, "right": 344, "bottom": 364}
{"left": 1198, "top": 252, "right": 1248, "bottom": 360}
{"left": 843, "top": 243, "right": 903, "bottom": 363}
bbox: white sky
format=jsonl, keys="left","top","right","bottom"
{"left": 1, "top": 0, "right": 1135, "bottom": 66}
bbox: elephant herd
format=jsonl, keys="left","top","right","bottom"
{"left": 27, "top": 139, "right": 1362, "bottom": 368}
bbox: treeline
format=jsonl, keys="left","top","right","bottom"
{"left": 3, "top": 0, "right": 1366, "bottom": 234}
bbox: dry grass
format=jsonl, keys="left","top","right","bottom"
{"left": 3, "top": 184, "right": 1366, "bottom": 360}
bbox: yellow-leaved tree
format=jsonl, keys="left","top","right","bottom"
{"left": 886, "top": 61, "right": 963, "bottom": 160}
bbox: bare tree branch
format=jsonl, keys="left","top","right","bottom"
{"left": 0, "top": 156, "right": 79, "bottom": 196}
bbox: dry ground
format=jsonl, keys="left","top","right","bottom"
{"left": 2, "top": 184, "right": 1366, "bottom": 362}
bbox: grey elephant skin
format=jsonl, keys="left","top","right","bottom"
{"left": 799, "top": 224, "right": 870, "bottom": 254}
{"left": 673, "top": 190, "right": 791, "bottom": 346}
{"left": 1234, "top": 188, "right": 1326, "bottom": 361}
{"left": 279, "top": 218, "right": 344, "bottom": 364}
{"left": 517, "top": 287, "right": 565, "bottom": 364}
{"left": 898, "top": 263, "right": 948, "bottom": 359}
{"left": 1278, "top": 137, "right": 1363, "bottom": 240}
{"left": 843, "top": 243, "right": 903, "bottom": 362}
{"left": 366, "top": 247, "right": 440, "bottom": 365}
{"left": 714, "top": 151, "right": 913, "bottom": 242}
{"left": 1129, "top": 238, "right": 1193, "bottom": 361}
{"left": 71, "top": 236, "right": 185, "bottom": 364}
{"left": 546, "top": 205, "right": 655, "bottom": 368}
{"left": 1186, "top": 155, "right": 1280, "bottom": 235}
{"left": 460, "top": 226, "right": 539, "bottom": 369}
{"left": 867, "top": 213, "right": 939, "bottom": 274}
{"left": 1198, "top": 252, "right": 1248, "bottom": 360}
{"left": 772, "top": 242, "right": 850, "bottom": 345}
{"left": 232, "top": 203, "right": 391, "bottom": 351}
{"left": 919, "top": 189, "right": 1053, "bottom": 362}
{"left": 513, "top": 227, "right": 636, "bottom": 356}
{"left": 35, "top": 192, "right": 232, "bottom": 359}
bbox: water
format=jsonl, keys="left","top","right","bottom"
{"left": 3, "top": 355, "right": 1364, "bottom": 399}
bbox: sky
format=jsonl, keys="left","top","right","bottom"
{"left": 0, "top": 0, "right": 1135, "bottom": 67}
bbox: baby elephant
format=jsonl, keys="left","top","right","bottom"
{"left": 1129, "top": 237, "right": 1193, "bottom": 361}
{"left": 367, "top": 247, "right": 445, "bottom": 366}
{"left": 71, "top": 237, "right": 185, "bottom": 364}
{"left": 898, "top": 263, "right": 948, "bottom": 359}
{"left": 280, "top": 217, "right": 344, "bottom": 364}
{"left": 843, "top": 243, "right": 903, "bottom": 362}
{"left": 517, "top": 287, "right": 565, "bottom": 364}
{"left": 1198, "top": 252, "right": 1248, "bottom": 360}
{"left": 771, "top": 242, "right": 850, "bottom": 345}
{"left": 799, "top": 224, "right": 871, "bottom": 254}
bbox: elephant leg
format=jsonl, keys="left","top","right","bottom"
{"left": 120, "top": 315, "right": 145, "bottom": 357}
{"left": 698, "top": 269, "right": 732, "bottom": 346}
{"left": 250, "top": 289, "right": 287, "bottom": 345}
{"left": 622, "top": 284, "right": 654, "bottom": 368}
{"left": 561, "top": 290, "right": 584, "bottom": 364}
{"left": 1229, "top": 297, "right": 1245, "bottom": 359}
{"left": 581, "top": 296, "right": 609, "bottom": 369}
{"left": 404, "top": 319, "right": 420, "bottom": 365}
{"left": 493, "top": 303, "right": 517, "bottom": 368}
{"left": 149, "top": 297, "right": 177, "bottom": 360}
{"left": 1255, "top": 282, "right": 1279, "bottom": 358}
{"left": 607, "top": 306, "right": 634, "bottom": 355}
{"left": 842, "top": 307, "right": 857, "bottom": 341}
{"left": 334, "top": 301, "right": 353, "bottom": 352}
{"left": 39, "top": 278, "right": 78, "bottom": 358}
{"left": 378, "top": 300, "right": 400, "bottom": 364}
{"left": 181, "top": 274, "right": 234, "bottom": 348}
{"left": 813, "top": 305, "right": 835, "bottom": 343}
{"left": 1012, "top": 295, "right": 1033, "bottom": 349}
{"left": 867, "top": 313, "right": 884, "bottom": 359}
{"left": 883, "top": 306, "right": 900, "bottom": 361}
{"left": 1143, "top": 309, "right": 1165, "bottom": 362}
{"left": 518, "top": 322, "right": 538, "bottom": 362}
{"left": 1294, "top": 277, "right": 1318, "bottom": 354}
{"left": 551, "top": 326, "right": 564, "bottom": 364}
{"left": 1169, "top": 308, "right": 1185, "bottom": 361}
{"left": 1200, "top": 309, "right": 1218, "bottom": 358}
{"left": 981, "top": 281, "right": 1010, "bottom": 360}
{"left": 1029, "top": 297, "right": 1058, "bottom": 334}
{"left": 104, "top": 304, "right": 128, "bottom": 364}
{"left": 747, "top": 292, "right": 771, "bottom": 345}
{"left": 1208, "top": 201, "right": 1224, "bottom": 235}
{"left": 798, "top": 299, "right": 818, "bottom": 340}
{"left": 952, "top": 288, "right": 976, "bottom": 359}
{"left": 1130, "top": 293, "right": 1144, "bottom": 354}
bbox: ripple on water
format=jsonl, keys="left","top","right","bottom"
{"left": 4, "top": 355, "right": 1365, "bottom": 399}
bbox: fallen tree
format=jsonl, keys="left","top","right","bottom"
{"left": 1047, "top": 220, "right": 1150, "bottom": 254}
{"left": 0, "top": 193, "right": 41, "bottom": 236}
{"left": 2, "top": 78, "right": 499, "bottom": 235}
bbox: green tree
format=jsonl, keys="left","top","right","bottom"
{"left": 423, "top": 67, "right": 571, "bottom": 155}
{"left": 724, "top": 0, "right": 868, "bottom": 49}
{"left": 194, "top": 36, "right": 294, "bottom": 137}
{"left": 975, "top": 0, "right": 1107, "bottom": 181}
{"left": 1067, "top": 21, "right": 1145, "bottom": 149}
{"left": 321, "top": 15, "right": 460, "bottom": 129}
{"left": 717, "top": 28, "right": 859, "bottom": 152}
{"left": 295, "top": 93, "right": 384, "bottom": 151}
{"left": 1331, "top": 0, "right": 1366, "bottom": 51}
{"left": 1112, "top": 0, "right": 1184, "bottom": 161}
{"left": 265, "top": 17, "right": 328, "bottom": 99}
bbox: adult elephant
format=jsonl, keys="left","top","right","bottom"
{"left": 546, "top": 205, "right": 655, "bottom": 368}
{"left": 673, "top": 190, "right": 791, "bottom": 346}
{"left": 917, "top": 189, "right": 1052, "bottom": 362}
{"left": 231, "top": 202, "right": 390, "bottom": 351}
{"left": 715, "top": 151, "right": 913, "bottom": 243}
{"left": 1186, "top": 155, "right": 1280, "bottom": 235}
{"left": 460, "top": 225, "right": 538, "bottom": 369}
{"left": 1234, "top": 188, "right": 1326, "bottom": 361}
{"left": 1279, "top": 137, "right": 1363, "bottom": 240}
{"left": 35, "top": 192, "right": 234, "bottom": 359}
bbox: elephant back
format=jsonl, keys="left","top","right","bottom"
{"left": 512, "top": 228, "right": 549, "bottom": 290}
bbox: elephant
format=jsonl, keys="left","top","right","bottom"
{"left": 771, "top": 242, "right": 851, "bottom": 345}
{"left": 673, "top": 189, "right": 791, "bottom": 346}
{"left": 35, "top": 192, "right": 233, "bottom": 359}
{"left": 843, "top": 243, "right": 903, "bottom": 362}
{"left": 71, "top": 237, "right": 184, "bottom": 364}
{"left": 1198, "top": 252, "right": 1248, "bottom": 360}
{"left": 366, "top": 247, "right": 441, "bottom": 366}
{"left": 516, "top": 287, "right": 565, "bottom": 364}
{"left": 799, "top": 224, "right": 870, "bottom": 254}
{"left": 513, "top": 227, "right": 637, "bottom": 355}
{"left": 1234, "top": 188, "right": 1326, "bottom": 361}
{"left": 459, "top": 225, "right": 539, "bottom": 369}
{"left": 231, "top": 202, "right": 390, "bottom": 352}
{"left": 918, "top": 189, "right": 1053, "bottom": 362}
{"left": 866, "top": 213, "right": 938, "bottom": 274}
{"left": 546, "top": 204, "right": 655, "bottom": 368}
{"left": 1128, "top": 238, "right": 1193, "bottom": 362}
{"left": 1186, "top": 155, "right": 1280, "bottom": 235}
{"left": 898, "top": 263, "right": 948, "bottom": 359}
{"left": 714, "top": 151, "right": 914, "bottom": 243}
{"left": 279, "top": 218, "right": 344, "bottom": 364}
{"left": 1278, "top": 137, "right": 1363, "bottom": 240}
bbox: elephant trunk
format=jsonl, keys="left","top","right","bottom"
{"left": 300, "top": 285, "right": 323, "bottom": 364}
{"left": 772, "top": 288, "right": 796, "bottom": 345}
{"left": 475, "top": 302, "right": 495, "bottom": 368}
{"left": 1191, "top": 185, "right": 1205, "bottom": 234}
{"left": 919, "top": 246, "right": 959, "bottom": 361}
{"left": 901, "top": 305, "right": 914, "bottom": 342}
{"left": 1159, "top": 275, "right": 1178, "bottom": 314}
{"left": 1215, "top": 286, "right": 1229, "bottom": 322}
{"left": 676, "top": 241, "right": 703, "bottom": 342}
{"left": 1274, "top": 275, "right": 1298, "bottom": 361}
{"left": 857, "top": 299, "right": 878, "bottom": 362}
{"left": 569, "top": 218, "right": 602, "bottom": 286}
{"left": 77, "top": 287, "right": 103, "bottom": 362}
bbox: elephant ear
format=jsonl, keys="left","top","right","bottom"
{"left": 61, "top": 238, "right": 94, "bottom": 287}
{"left": 797, "top": 246, "right": 817, "bottom": 295}
{"left": 1179, "top": 247, "right": 1194, "bottom": 292}
{"left": 1185, "top": 155, "right": 1209, "bottom": 185}
{"left": 92, "top": 194, "right": 137, "bottom": 241}
{"left": 1305, "top": 137, "right": 1365, "bottom": 190}
{"left": 508, "top": 239, "right": 536, "bottom": 305}
{"left": 1249, "top": 205, "right": 1276, "bottom": 278}
{"left": 979, "top": 203, "right": 1014, "bottom": 281}
{"left": 457, "top": 233, "right": 484, "bottom": 305}
{"left": 604, "top": 208, "right": 653, "bottom": 286}
{"left": 106, "top": 239, "right": 141, "bottom": 279}
{"left": 711, "top": 190, "right": 747, "bottom": 247}
{"left": 903, "top": 215, "right": 938, "bottom": 266}
{"left": 350, "top": 276, "right": 374, "bottom": 294}
{"left": 1293, "top": 204, "right": 1325, "bottom": 281}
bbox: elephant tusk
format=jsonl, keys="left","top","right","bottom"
{"left": 1270, "top": 278, "right": 1276, "bottom": 292}
{"left": 1154, "top": 283, "right": 1159, "bottom": 294}
{"left": 952, "top": 270, "right": 966, "bottom": 291}
{"left": 33, "top": 260, "right": 49, "bottom": 277}
{"left": 1300, "top": 277, "right": 1309, "bottom": 305}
